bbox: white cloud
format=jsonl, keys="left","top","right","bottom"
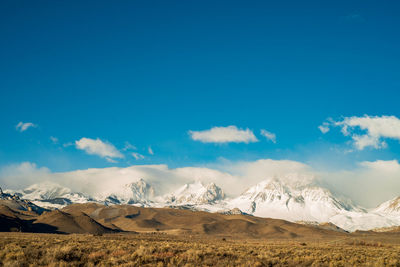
{"left": 105, "top": 157, "right": 118, "bottom": 163}
{"left": 322, "top": 115, "right": 400, "bottom": 150}
{"left": 75, "top": 138, "right": 123, "bottom": 159}
{"left": 339, "top": 115, "right": 400, "bottom": 138}
{"left": 2, "top": 159, "right": 400, "bottom": 208}
{"left": 323, "top": 159, "right": 400, "bottom": 207}
{"left": 16, "top": 122, "right": 37, "bottom": 132}
{"left": 132, "top": 152, "right": 145, "bottom": 160}
{"left": 318, "top": 122, "right": 330, "bottom": 134}
{"left": 189, "top": 126, "right": 258, "bottom": 144}
{"left": 351, "top": 134, "right": 387, "bottom": 150}
{"left": 123, "top": 142, "right": 137, "bottom": 151}
{"left": 148, "top": 146, "right": 154, "bottom": 155}
{"left": 260, "top": 129, "right": 276, "bottom": 143}
{"left": 0, "top": 162, "right": 50, "bottom": 189}
{"left": 0, "top": 162, "right": 237, "bottom": 199}
{"left": 219, "top": 159, "right": 314, "bottom": 192}
{"left": 50, "top": 136, "right": 59, "bottom": 144}
{"left": 211, "top": 159, "right": 400, "bottom": 207}
{"left": 359, "top": 160, "right": 400, "bottom": 172}
{"left": 319, "top": 125, "right": 330, "bottom": 134}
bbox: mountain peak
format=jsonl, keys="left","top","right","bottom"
{"left": 5, "top": 178, "right": 400, "bottom": 232}
{"left": 374, "top": 196, "right": 400, "bottom": 215}
{"left": 22, "top": 182, "right": 72, "bottom": 200}
{"left": 229, "top": 178, "right": 358, "bottom": 224}
{"left": 164, "top": 181, "right": 225, "bottom": 205}
{"left": 7, "top": 182, "right": 93, "bottom": 210}
{"left": 104, "top": 179, "right": 155, "bottom": 205}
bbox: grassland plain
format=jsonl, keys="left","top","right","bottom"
{"left": 1, "top": 232, "right": 400, "bottom": 266}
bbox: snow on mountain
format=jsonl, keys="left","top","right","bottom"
{"left": 373, "top": 196, "right": 400, "bottom": 215}
{"left": 162, "top": 181, "right": 225, "bottom": 205}
{"left": 5, "top": 175, "right": 400, "bottom": 232}
{"left": 7, "top": 181, "right": 93, "bottom": 209}
{"left": 5, "top": 179, "right": 156, "bottom": 208}
{"left": 226, "top": 178, "right": 358, "bottom": 223}
{"left": 21, "top": 182, "right": 88, "bottom": 201}
{"left": 0, "top": 187, "right": 47, "bottom": 214}
{"left": 98, "top": 178, "right": 155, "bottom": 205}
{"left": 351, "top": 196, "right": 400, "bottom": 232}
{"left": 328, "top": 212, "right": 400, "bottom": 232}
{"left": 224, "top": 176, "right": 400, "bottom": 232}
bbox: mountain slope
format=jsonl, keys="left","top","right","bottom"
{"left": 4, "top": 177, "right": 400, "bottom": 232}
{"left": 0, "top": 189, "right": 47, "bottom": 215}
{"left": 162, "top": 181, "right": 225, "bottom": 205}
{"left": 227, "top": 179, "right": 358, "bottom": 222}
{"left": 60, "top": 203, "right": 345, "bottom": 238}
{"left": 373, "top": 196, "right": 400, "bottom": 216}
{"left": 99, "top": 179, "right": 156, "bottom": 205}
{"left": 34, "top": 209, "right": 114, "bottom": 234}
{"left": 7, "top": 182, "right": 92, "bottom": 209}
{"left": 224, "top": 178, "right": 400, "bottom": 232}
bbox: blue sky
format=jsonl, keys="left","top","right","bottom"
{"left": 1, "top": 0, "right": 400, "bottom": 172}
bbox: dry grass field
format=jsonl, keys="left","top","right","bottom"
{"left": 1, "top": 232, "right": 400, "bottom": 266}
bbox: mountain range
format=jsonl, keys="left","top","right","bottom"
{"left": 3, "top": 175, "right": 400, "bottom": 232}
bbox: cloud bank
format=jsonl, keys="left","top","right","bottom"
{"left": 189, "top": 126, "right": 258, "bottom": 144}
{"left": 2, "top": 159, "right": 400, "bottom": 208}
{"left": 321, "top": 160, "right": 400, "bottom": 207}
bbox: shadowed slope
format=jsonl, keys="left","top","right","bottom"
{"left": 34, "top": 209, "right": 115, "bottom": 234}
{"left": 0, "top": 206, "right": 28, "bottom": 232}
{"left": 0, "top": 201, "right": 348, "bottom": 237}
{"left": 61, "top": 203, "right": 346, "bottom": 238}
{"left": 0, "top": 205, "right": 56, "bottom": 232}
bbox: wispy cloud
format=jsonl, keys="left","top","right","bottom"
{"left": 105, "top": 157, "right": 118, "bottom": 163}
{"left": 132, "top": 152, "right": 145, "bottom": 160}
{"left": 260, "top": 129, "right": 276, "bottom": 143}
{"left": 16, "top": 122, "right": 37, "bottom": 132}
{"left": 50, "top": 136, "right": 59, "bottom": 144}
{"left": 320, "top": 115, "right": 400, "bottom": 150}
{"left": 3, "top": 159, "right": 400, "bottom": 207}
{"left": 75, "top": 137, "right": 124, "bottom": 159}
{"left": 123, "top": 141, "right": 137, "bottom": 151}
{"left": 189, "top": 126, "right": 258, "bottom": 144}
{"left": 63, "top": 142, "right": 73, "bottom": 147}
{"left": 318, "top": 122, "right": 330, "bottom": 134}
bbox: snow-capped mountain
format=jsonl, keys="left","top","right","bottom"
{"left": 21, "top": 182, "right": 89, "bottom": 202}
{"left": 4, "top": 176, "right": 400, "bottom": 232}
{"left": 220, "top": 176, "right": 400, "bottom": 232}
{"left": 0, "top": 187, "right": 47, "bottom": 214}
{"left": 99, "top": 179, "right": 155, "bottom": 205}
{"left": 373, "top": 196, "right": 400, "bottom": 215}
{"left": 5, "top": 182, "right": 92, "bottom": 209}
{"left": 6, "top": 179, "right": 156, "bottom": 208}
{"left": 162, "top": 181, "right": 225, "bottom": 205}
{"left": 226, "top": 178, "right": 359, "bottom": 223}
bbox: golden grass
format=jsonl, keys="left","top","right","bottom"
{"left": 1, "top": 232, "right": 400, "bottom": 266}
